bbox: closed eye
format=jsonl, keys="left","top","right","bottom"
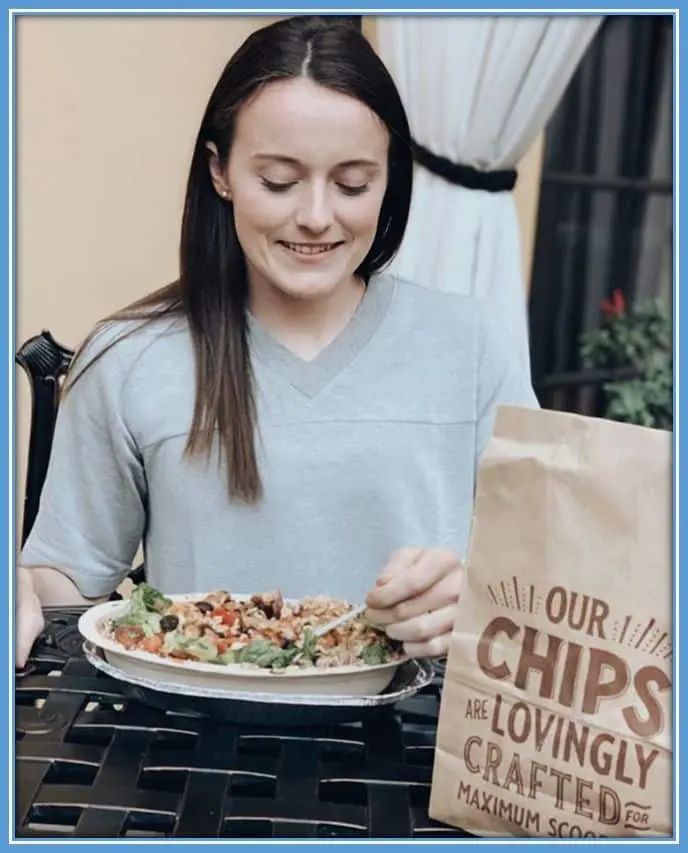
{"left": 260, "top": 177, "right": 296, "bottom": 193}
{"left": 337, "top": 183, "right": 369, "bottom": 197}
{"left": 260, "top": 177, "right": 370, "bottom": 197}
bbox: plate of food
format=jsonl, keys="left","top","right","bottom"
{"left": 82, "top": 641, "right": 435, "bottom": 726}
{"left": 78, "top": 582, "right": 408, "bottom": 696}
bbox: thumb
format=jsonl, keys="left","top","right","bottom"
{"left": 16, "top": 633, "right": 32, "bottom": 669}
{"left": 16, "top": 609, "right": 43, "bottom": 670}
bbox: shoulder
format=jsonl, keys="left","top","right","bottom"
{"left": 66, "top": 314, "right": 191, "bottom": 394}
{"left": 381, "top": 272, "right": 486, "bottom": 326}
{"left": 377, "top": 271, "right": 490, "bottom": 353}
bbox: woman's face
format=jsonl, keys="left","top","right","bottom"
{"left": 208, "top": 77, "right": 390, "bottom": 303}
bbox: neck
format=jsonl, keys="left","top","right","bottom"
{"left": 248, "top": 275, "right": 366, "bottom": 361}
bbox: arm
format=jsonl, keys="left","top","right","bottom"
{"left": 19, "top": 565, "right": 103, "bottom": 606}
{"left": 16, "top": 325, "right": 147, "bottom": 663}
{"left": 15, "top": 565, "right": 100, "bottom": 668}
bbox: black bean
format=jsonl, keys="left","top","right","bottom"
{"left": 160, "top": 614, "right": 179, "bottom": 632}
{"left": 195, "top": 602, "right": 213, "bottom": 614}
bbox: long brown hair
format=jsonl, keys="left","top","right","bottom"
{"left": 68, "top": 16, "right": 414, "bottom": 503}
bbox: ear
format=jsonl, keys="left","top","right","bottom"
{"left": 205, "top": 142, "right": 232, "bottom": 201}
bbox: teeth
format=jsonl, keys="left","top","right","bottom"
{"left": 283, "top": 242, "right": 337, "bottom": 256}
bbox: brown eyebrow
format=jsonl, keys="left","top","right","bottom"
{"left": 252, "top": 154, "right": 381, "bottom": 170}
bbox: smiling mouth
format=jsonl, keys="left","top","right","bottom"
{"left": 279, "top": 241, "right": 343, "bottom": 256}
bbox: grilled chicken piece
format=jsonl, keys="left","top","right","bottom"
{"left": 250, "top": 590, "right": 284, "bottom": 619}
{"left": 113, "top": 625, "right": 145, "bottom": 649}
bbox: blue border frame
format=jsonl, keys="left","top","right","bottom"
{"left": 3, "top": 7, "right": 681, "bottom": 851}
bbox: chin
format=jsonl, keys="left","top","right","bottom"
{"left": 269, "top": 260, "right": 360, "bottom": 300}
{"left": 274, "top": 275, "right": 344, "bottom": 301}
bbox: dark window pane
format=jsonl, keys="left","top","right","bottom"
{"left": 528, "top": 13, "right": 673, "bottom": 419}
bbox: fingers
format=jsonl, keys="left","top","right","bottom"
{"left": 374, "top": 547, "right": 424, "bottom": 587}
{"left": 384, "top": 601, "right": 458, "bottom": 644}
{"left": 16, "top": 568, "right": 44, "bottom": 669}
{"left": 16, "top": 639, "right": 31, "bottom": 670}
{"left": 366, "top": 568, "right": 461, "bottom": 627}
{"left": 403, "top": 632, "right": 452, "bottom": 660}
{"left": 16, "top": 608, "right": 43, "bottom": 669}
{"left": 366, "top": 548, "right": 460, "bottom": 610}
{"left": 365, "top": 547, "right": 463, "bottom": 661}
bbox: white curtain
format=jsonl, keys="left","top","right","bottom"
{"left": 376, "top": 15, "right": 604, "bottom": 370}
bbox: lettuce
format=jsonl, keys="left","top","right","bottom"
{"left": 224, "top": 628, "right": 319, "bottom": 670}
{"left": 161, "top": 631, "right": 219, "bottom": 662}
{"left": 359, "top": 642, "right": 391, "bottom": 666}
{"left": 296, "top": 628, "right": 317, "bottom": 665}
{"left": 112, "top": 583, "right": 171, "bottom": 632}
{"left": 232, "top": 639, "right": 301, "bottom": 669}
{"left": 133, "top": 583, "right": 171, "bottom": 613}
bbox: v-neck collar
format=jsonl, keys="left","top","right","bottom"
{"left": 248, "top": 273, "right": 395, "bottom": 398}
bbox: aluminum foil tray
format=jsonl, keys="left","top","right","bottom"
{"left": 83, "top": 641, "right": 435, "bottom": 726}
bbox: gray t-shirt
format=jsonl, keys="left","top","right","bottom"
{"left": 20, "top": 273, "right": 538, "bottom": 600}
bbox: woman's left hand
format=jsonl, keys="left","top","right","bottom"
{"left": 364, "top": 547, "right": 463, "bottom": 659}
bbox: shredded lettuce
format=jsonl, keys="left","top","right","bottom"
{"left": 161, "top": 631, "right": 219, "bottom": 662}
{"left": 140, "top": 616, "right": 162, "bottom": 637}
{"left": 113, "top": 583, "right": 171, "bottom": 631}
{"left": 359, "top": 642, "right": 391, "bottom": 666}
{"left": 222, "top": 628, "right": 319, "bottom": 670}
{"left": 232, "top": 639, "right": 301, "bottom": 669}
{"left": 133, "top": 583, "right": 172, "bottom": 613}
{"left": 297, "top": 627, "right": 317, "bottom": 665}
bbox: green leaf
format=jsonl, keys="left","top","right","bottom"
{"left": 218, "top": 649, "right": 240, "bottom": 664}
{"left": 161, "top": 632, "right": 221, "bottom": 662}
{"left": 298, "top": 628, "right": 318, "bottom": 665}
{"left": 578, "top": 295, "right": 672, "bottom": 429}
{"left": 113, "top": 583, "right": 171, "bottom": 632}
{"left": 141, "top": 616, "right": 161, "bottom": 637}
{"left": 233, "top": 639, "right": 302, "bottom": 670}
{"left": 134, "top": 583, "right": 172, "bottom": 613}
{"left": 359, "top": 642, "right": 390, "bottom": 666}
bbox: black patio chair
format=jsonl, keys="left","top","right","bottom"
{"left": 16, "top": 329, "right": 145, "bottom": 589}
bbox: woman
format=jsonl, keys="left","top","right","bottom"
{"left": 16, "top": 16, "right": 537, "bottom": 668}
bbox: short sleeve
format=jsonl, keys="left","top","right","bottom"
{"left": 476, "top": 304, "right": 540, "bottom": 459}
{"left": 19, "top": 325, "right": 147, "bottom": 598}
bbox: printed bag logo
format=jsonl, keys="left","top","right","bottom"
{"left": 451, "top": 578, "right": 671, "bottom": 837}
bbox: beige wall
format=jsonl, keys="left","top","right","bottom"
{"left": 17, "top": 15, "right": 282, "bottom": 347}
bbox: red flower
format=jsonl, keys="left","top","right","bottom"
{"left": 601, "top": 289, "right": 626, "bottom": 318}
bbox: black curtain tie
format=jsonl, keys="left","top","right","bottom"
{"left": 411, "top": 139, "right": 517, "bottom": 192}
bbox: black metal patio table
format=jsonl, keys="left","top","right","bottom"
{"left": 15, "top": 607, "right": 470, "bottom": 839}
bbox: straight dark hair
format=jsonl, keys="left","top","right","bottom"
{"left": 69, "top": 16, "right": 413, "bottom": 503}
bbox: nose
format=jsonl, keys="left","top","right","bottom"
{"left": 294, "top": 184, "right": 334, "bottom": 235}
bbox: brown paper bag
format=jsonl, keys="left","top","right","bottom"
{"left": 429, "top": 405, "right": 672, "bottom": 838}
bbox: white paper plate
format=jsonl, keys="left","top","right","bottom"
{"left": 77, "top": 594, "right": 406, "bottom": 697}
{"left": 83, "top": 641, "right": 433, "bottom": 707}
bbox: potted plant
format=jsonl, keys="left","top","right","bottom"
{"left": 579, "top": 289, "right": 673, "bottom": 430}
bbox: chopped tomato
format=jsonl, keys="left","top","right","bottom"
{"left": 215, "top": 638, "right": 230, "bottom": 654}
{"left": 211, "top": 608, "right": 238, "bottom": 627}
{"left": 141, "top": 634, "right": 163, "bottom": 653}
